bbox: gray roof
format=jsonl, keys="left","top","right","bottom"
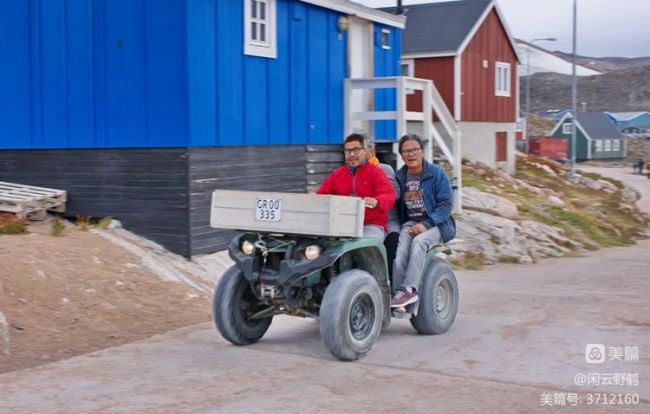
{"left": 575, "top": 112, "right": 623, "bottom": 139}
{"left": 380, "top": 0, "right": 492, "bottom": 54}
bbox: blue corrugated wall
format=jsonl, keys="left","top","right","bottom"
{"left": 0, "top": 0, "right": 400, "bottom": 150}
{"left": 0, "top": 0, "right": 189, "bottom": 149}
{"left": 187, "top": 0, "right": 346, "bottom": 147}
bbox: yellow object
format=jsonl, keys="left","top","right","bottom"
{"left": 368, "top": 156, "right": 379, "bottom": 165}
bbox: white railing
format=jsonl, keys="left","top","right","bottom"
{"left": 344, "top": 76, "right": 462, "bottom": 211}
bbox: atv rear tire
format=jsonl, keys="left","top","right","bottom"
{"left": 410, "top": 260, "right": 459, "bottom": 335}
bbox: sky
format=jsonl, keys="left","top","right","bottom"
{"left": 361, "top": 0, "right": 650, "bottom": 58}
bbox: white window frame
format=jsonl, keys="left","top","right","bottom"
{"left": 595, "top": 140, "right": 603, "bottom": 152}
{"left": 604, "top": 139, "right": 612, "bottom": 152}
{"left": 401, "top": 59, "right": 415, "bottom": 95}
{"left": 612, "top": 139, "right": 621, "bottom": 152}
{"left": 381, "top": 29, "right": 391, "bottom": 50}
{"left": 244, "top": 0, "right": 277, "bottom": 59}
{"left": 495, "top": 62, "right": 511, "bottom": 97}
{"left": 562, "top": 123, "right": 572, "bottom": 134}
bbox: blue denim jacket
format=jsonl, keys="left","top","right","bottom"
{"left": 396, "top": 160, "right": 456, "bottom": 243}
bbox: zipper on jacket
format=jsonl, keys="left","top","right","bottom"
{"left": 351, "top": 169, "right": 357, "bottom": 196}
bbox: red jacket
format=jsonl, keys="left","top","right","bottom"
{"left": 317, "top": 162, "right": 396, "bottom": 231}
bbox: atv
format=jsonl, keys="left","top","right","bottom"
{"left": 210, "top": 190, "right": 459, "bottom": 361}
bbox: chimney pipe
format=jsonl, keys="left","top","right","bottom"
{"left": 396, "top": 0, "right": 403, "bottom": 15}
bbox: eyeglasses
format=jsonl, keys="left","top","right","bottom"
{"left": 401, "top": 148, "right": 422, "bottom": 155}
{"left": 344, "top": 147, "right": 364, "bottom": 156}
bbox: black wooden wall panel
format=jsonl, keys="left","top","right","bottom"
{"left": 305, "top": 145, "right": 343, "bottom": 192}
{"left": 188, "top": 146, "right": 309, "bottom": 255}
{"left": 1, "top": 145, "right": 345, "bottom": 258}
{"left": 0, "top": 148, "right": 191, "bottom": 257}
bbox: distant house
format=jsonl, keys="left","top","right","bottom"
{"left": 382, "top": 0, "right": 521, "bottom": 173}
{"left": 540, "top": 109, "right": 572, "bottom": 123}
{"left": 608, "top": 112, "right": 650, "bottom": 134}
{"left": 0, "top": 0, "right": 404, "bottom": 257}
{"left": 549, "top": 112, "right": 625, "bottom": 161}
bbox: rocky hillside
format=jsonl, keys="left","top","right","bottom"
{"left": 626, "top": 138, "right": 650, "bottom": 163}
{"left": 450, "top": 156, "right": 649, "bottom": 268}
{"left": 521, "top": 64, "right": 650, "bottom": 113}
{"left": 552, "top": 52, "right": 650, "bottom": 73}
{"left": 527, "top": 114, "right": 556, "bottom": 136}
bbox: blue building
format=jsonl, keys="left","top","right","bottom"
{"left": 0, "top": 0, "right": 404, "bottom": 256}
{"left": 608, "top": 112, "right": 650, "bottom": 134}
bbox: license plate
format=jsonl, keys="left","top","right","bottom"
{"left": 255, "top": 198, "right": 282, "bottom": 222}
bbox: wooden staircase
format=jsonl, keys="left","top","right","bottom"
{"left": 344, "top": 76, "right": 462, "bottom": 211}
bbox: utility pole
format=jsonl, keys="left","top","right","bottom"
{"left": 525, "top": 38, "right": 556, "bottom": 149}
{"left": 570, "top": 0, "right": 578, "bottom": 182}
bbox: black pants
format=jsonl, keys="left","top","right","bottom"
{"left": 384, "top": 231, "right": 399, "bottom": 282}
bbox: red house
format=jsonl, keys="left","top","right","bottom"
{"left": 385, "top": 0, "right": 521, "bottom": 172}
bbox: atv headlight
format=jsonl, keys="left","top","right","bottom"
{"left": 241, "top": 240, "right": 255, "bottom": 255}
{"left": 304, "top": 245, "right": 321, "bottom": 261}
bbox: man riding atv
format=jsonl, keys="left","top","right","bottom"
{"left": 209, "top": 135, "right": 459, "bottom": 361}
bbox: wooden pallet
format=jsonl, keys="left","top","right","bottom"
{"left": 0, "top": 181, "right": 67, "bottom": 220}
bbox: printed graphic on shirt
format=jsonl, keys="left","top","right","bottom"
{"left": 405, "top": 173, "right": 425, "bottom": 221}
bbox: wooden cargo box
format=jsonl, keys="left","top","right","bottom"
{"left": 210, "top": 190, "right": 365, "bottom": 238}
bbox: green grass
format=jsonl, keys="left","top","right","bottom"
{"left": 461, "top": 156, "right": 649, "bottom": 255}
{"left": 50, "top": 216, "right": 66, "bottom": 236}
{"left": 0, "top": 216, "right": 27, "bottom": 235}
{"left": 496, "top": 255, "right": 519, "bottom": 264}
{"left": 450, "top": 251, "right": 486, "bottom": 270}
{"left": 578, "top": 171, "right": 625, "bottom": 189}
{"left": 546, "top": 207, "right": 628, "bottom": 247}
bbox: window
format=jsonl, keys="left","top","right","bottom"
{"left": 401, "top": 59, "right": 414, "bottom": 77}
{"left": 612, "top": 139, "right": 621, "bottom": 151}
{"left": 381, "top": 29, "right": 391, "bottom": 50}
{"left": 495, "top": 62, "right": 511, "bottom": 97}
{"left": 562, "top": 123, "right": 572, "bottom": 134}
{"left": 595, "top": 140, "right": 603, "bottom": 152}
{"left": 604, "top": 139, "right": 612, "bottom": 151}
{"left": 401, "top": 59, "right": 415, "bottom": 95}
{"left": 244, "top": 0, "right": 277, "bottom": 59}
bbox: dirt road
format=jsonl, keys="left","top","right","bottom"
{"left": 1, "top": 237, "right": 648, "bottom": 413}
{"left": 1, "top": 165, "right": 647, "bottom": 413}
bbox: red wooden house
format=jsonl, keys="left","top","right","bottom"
{"left": 385, "top": 0, "right": 521, "bottom": 172}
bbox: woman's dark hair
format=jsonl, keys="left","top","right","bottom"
{"left": 344, "top": 133, "right": 366, "bottom": 147}
{"left": 398, "top": 134, "right": 424, "bottom": 154}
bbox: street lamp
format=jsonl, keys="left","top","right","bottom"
{"left": 570, "top": 0, "right": 578, "bottom": 182}
{"left": 525, "top": 38, "right": 556, "bottom": 148}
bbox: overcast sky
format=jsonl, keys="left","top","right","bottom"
{"left": 362, "top": 0, "right": 650, "bottom": 58}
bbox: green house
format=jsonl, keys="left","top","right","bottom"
{"left": 550, "top": 112, "right": 625, "bottom": 161}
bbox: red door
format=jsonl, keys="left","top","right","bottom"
{"left": 496, "top": 132, "right": 507, "bottom": 162}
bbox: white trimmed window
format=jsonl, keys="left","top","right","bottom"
{"left": 595, "top": 140, "right": 603, "bottom": 152}
{"left": 401, "top": 59, "right": 415, "bottom": 95}
{"left": 612, "top": 139, "right": 621, "bottom": 151}
{"left": 604, "top": 139, "right": 612, "bottom": 151}
{"left": 495, "top": 62, "right": 511, "bottom": 97}
{"left": 562, "top": 123, "right": 572, "bottom": 134}
{"left": 401, "top": 59, "right": 414, "bottom": 77}
{"left": 381, "top": 29, "right": 391, "bottom": 50}
{"left": 244, "top": 0, "right": 277, "bottom": 59}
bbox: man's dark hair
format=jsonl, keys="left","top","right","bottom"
{"left": 344, "top": 133, "right": 366, "bottom": 147}
{"left": 398, "top": 134, "right": 424, "bottom": 154}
